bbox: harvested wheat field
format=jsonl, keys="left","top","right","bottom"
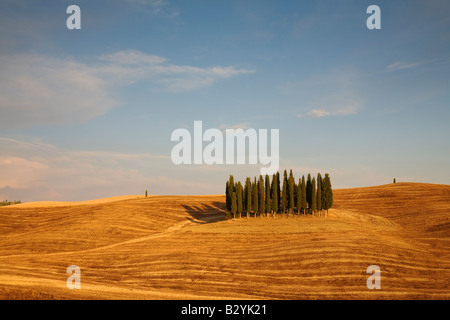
{"left": 0, "top": 183, "right": 448, "bottom": 299}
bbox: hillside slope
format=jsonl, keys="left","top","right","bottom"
{"left": 0, "top": 183, "right": 448, "bottom": 299}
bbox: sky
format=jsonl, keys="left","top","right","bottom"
{"left": 0, "top": 0, "right": 449, "bottom": 202}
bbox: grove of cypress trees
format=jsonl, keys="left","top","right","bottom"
{"left": 224, "top": 171, "right": 332, "bottom": 219}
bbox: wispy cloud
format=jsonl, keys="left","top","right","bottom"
{"left": 281, "top": 67, "right": 364, "bottom": 119}
{"left": 0, "top": 50, "right": 255, "bottom": 129}
{"left": 99, "top": 50, "right": 167, "bottom": 65}
{"left": 0, "top": 137, "right": 169, "bottom": 201}
{"left": 123, "top": 0, "right": 180, "bottom": 18}
{"left": 97, "top": 50, "right": 255, "bottom": 92}
{"left": 0, "top": 53, "right": 117, "bottom": 129}
{"left": 220, "top": 122, "right": 251, "bottom": 132}
{"left": 0, "top": 136, "right": 231, "bottom": 201}
{"left": 299, "top": 103, "right": 360, "bottom": 118}
{"left": 385, "top": 61, "right": 421, "bottom": 72}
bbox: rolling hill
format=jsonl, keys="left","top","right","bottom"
{"left": 0, "top": 183, "right": 448, "bottom": 299}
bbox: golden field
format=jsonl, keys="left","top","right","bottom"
{"left": 0, "top": 182, "right": 448, "bottom": 299}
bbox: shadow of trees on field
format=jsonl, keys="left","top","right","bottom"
{"left": 182, "top": 201, "right": 227, "bottom": 224}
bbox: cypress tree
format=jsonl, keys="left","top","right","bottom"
{"left": 229, "top": 175, "right": 235, "bottom": 193}
{"left": 322, "top": 173, "right": 333, "bottom": 217}
{"left": 288, "top": 171, "right": 295, "bottom": 216}
{"left": 271, "top": 173, "right": 278, "bottom": 217}
{"left": 317, "top": 173, "right": 322, "bottom": 216}
{"left": 296, "top": 178, "right": 302, "bottom": 215}
{"left": 258, "top": 175, "right": 265, "bottom": 215}
{"left": 306, "top": 173, "right": 312, "bottom": 212}
{"left": 286, "top": 170, "right": 291, "bottom": 210}
{"left": 276, "top": 171, "right": 281, "bottom": 212}
{"left": 265, "top": 174, "right": 271, "bottom": 217}
{"left": 226, "top": 181, "right": 231, "bottom": 212}
{"left": 245, "top": 177, "right": 252, "bottom": 219}
{"left": 311, "top": 177, "right": 316, "bottom": 215}
{"left": 237, "top": 182, "right": 243, "bottom": 219}
{"left": 231, "top": 191, "right": 237, "bottom": 219}
{"left": 301, "top": 175, "right": 307, "bottom": 215}
{"left": 243, "top": 179, "right": 248, "bottom": 212}
{"left": 226, "top": 175, "right": 235, "bottom": 212}
{"left": 145, "top": 190, "right": 148, "bottom": 198}
{"left": 252, "top": 177, "right": 258, "bottom": 216}
{"left": 281, "top": 175, "right": 287, "bottom": 216}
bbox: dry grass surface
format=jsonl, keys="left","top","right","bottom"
{"left": 0, "top": 183, "right": 448, "bottom": 299}
{"left": 10, "top": 195, "right": 147, "bottom": 208}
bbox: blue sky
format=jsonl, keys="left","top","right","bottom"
{"left": 0, "top": 0, "right": 449, "bottom": 201}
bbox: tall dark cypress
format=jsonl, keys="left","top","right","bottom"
{"left": 301, "top": 175, "right": 307, "bottom": 214}
{"left": 306, "top": 173, "right": 312, "bottom": 211}
{"left": 265, "top": 174, "right": 271, "bottom": 217}
{"left": 252, "top": 177, "right": 258, "bottom": 216}
{"left": 245, "top": 177, "right": 252, "bottom": 218}
{"left": 231, "top": 191, "right": 237, "bottom": 219}
{"left": 226, "top": 175, "right": 235, "bottom": 212}
{"left": 258, "top": 175, "right": 265, "bottom": 215}
{"left": 317, "top": 173, "right": 322, "bottom": 216}
{"left": 226, "top": 181, "right": 231, "bottom": 212}
{"left": 311, "top": 177, "right": 316, "bottom": 215}
{"left": 288, "top": 170, "right": 295, "bottom": 216}
{"left": 276, "top": 171, "right": 281, "bottom": 212}
{"left": 322, "top": 173, "right": 333, "bottom": 217}
{"left": 243, "top": 178, "right": 248, "bottom": 212}
{"left": 281, "top": 180, "right": 287, "bottom": 215}
{"left": 237, "top": 182, "right": 243, "bottom": 219}
{"left": 296, "top": 178, "right": 302, "bottom": 215}
{"left": 271, "top": 173, "right": 278, "bottom": 216}
{"left": 281, "top": 170, "right": 288, "bottom": 214}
